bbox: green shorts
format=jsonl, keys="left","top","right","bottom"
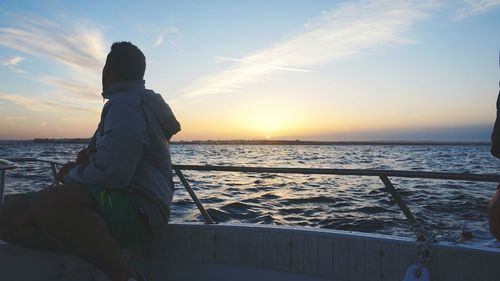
{"left": 85, "top": 184, "right": 148, "bottom": 248}
{"left": 23, "top": 185, "right": 150, "bottom": 249}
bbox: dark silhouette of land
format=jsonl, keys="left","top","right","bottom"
{"left": 29, "top": 138, "right": 489, "bottom": 146}
{"left": 171, "top": 139, "right": 489, "bottom": 146}
{"left": 33, "top": 138, "right": 91, "bottom": 143}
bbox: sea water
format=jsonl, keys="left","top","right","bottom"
{"left": 1, "top": 141, "right": 500, "bottom": 247}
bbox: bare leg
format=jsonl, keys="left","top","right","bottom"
{"left": 29, "top": 184, "right": 135, "bottom": 281}
{"left": 0, "top": 194, "right": 62, "bottom": 251}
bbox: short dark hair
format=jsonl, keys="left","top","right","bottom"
{"left": 106, "top": 41, "right": 146, "bottom": 81}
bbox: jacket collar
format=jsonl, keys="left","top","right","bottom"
{"left": 101, "top": 80, "right": 145, "bottom": 99}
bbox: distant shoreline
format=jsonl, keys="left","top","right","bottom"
{"left": 171, "top": 139, "right": 490, "bottom": 146}
{"left": 32, "top": 138, "right": 91, "bottom": 144}
{"left": 9, "top": 138, "right": 489, "bottom": 146}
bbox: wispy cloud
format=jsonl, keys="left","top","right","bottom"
{"left": 454, "top": 0, "right": 500, "bottom": 19}
{"left": 4, "top": 116, "right": 28, "bottom": 121}
{"left": 39, "top": 76, "right": 101, "bottom": 100}
{"left": 1, "top": 55, "right": 26, "bottom": 73}
{"left": 181, "top": 0, "right": 436, "bottom": 98}
{"left": 153, "top": 26, "right": 179, "bottom": 48}
{"left": 0, "top": 91, "right": 94, "bottom": 113}
{"left": 0, "top": 14, "right": 106, "bottom": 74}
{"left": 3, "top": 56, "right": 23, "bottom": 65}
{"left": 0, "top": 116, "right": 28, "bottom": 126}
{"left": 0, "top": 14, "right": 106, "bottom": 103}
{"left": 215, "top": 56, "right": 313, "bottom": 73}
{"left": 154, "top": 35, "right": 164, "bottom": 47}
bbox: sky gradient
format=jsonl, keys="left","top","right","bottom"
{"left": 0, "top": 0, "right": 499, "bottom": 141}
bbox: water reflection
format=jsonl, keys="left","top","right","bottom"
{"left": 1, "top": 142, "right": 499, "bottom": 246}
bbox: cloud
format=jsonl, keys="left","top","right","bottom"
{"left": 181, "top": 0, "right": 436, "bottom": 98}
{"left": 0, "top": 91, "right": 94, "bottom": 112}
{"left": 4, "top": 116, "right": 28, "bottom": 121}
{"left": 0, "top": 14, "right": 106, "bottom": 74}
{"left": 154, "top": 35, "right": 164, "bottom": 47}
{"left": 454, "top": 0, "right": 500, "bottom": 19}
{"left": 0, "top": 116, "right": 28, "bottom": 126}
{"left": 39, "top": 76, "right": 101, "bottom": 100}
{"left": 2, "top": 56, "right": 23, "bottom": 65}
{"left": 1, "top": 55, "right": 26, "bottom": 73}
{"left": 214, "top": 56, "right": 313, "bottom": 73}
{"left": 0, "top": 14, "right": 107, "bottom": 103}
{"left": 153, "top": 26, "right": 179, "bottom": 48}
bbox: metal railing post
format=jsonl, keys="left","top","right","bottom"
{"left": 50, "top": 163, "right": 58, "bottom": 183}
{"left": 0, "top": 159, "right": 16, "bottom": 205}
{"left": 174, "top": 168, "right": 216, "bottom": 224}
{"left": 380, "top": 175, "right": 417, "bottom": 225}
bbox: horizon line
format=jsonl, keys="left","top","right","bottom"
{"left": 0, "top": 138, "right": 491, "bottom": 146}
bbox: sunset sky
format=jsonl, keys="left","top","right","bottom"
{"left": 0, "top": 0, "right": 499, "bottom": 141}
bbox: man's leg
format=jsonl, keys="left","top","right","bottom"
{"left": 29, "top": 184, "right": 135, "bottom": 281}
{"left": 0, "top": 194, "right": 62, "bottom": 251}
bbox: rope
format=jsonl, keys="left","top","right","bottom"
{"left": 409, "top": 222, "right": 435, "bottom": 277}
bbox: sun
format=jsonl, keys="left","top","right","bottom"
{"left": 265, "top": 135, "right": 271, "bottom": 139}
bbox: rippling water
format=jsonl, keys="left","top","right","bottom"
{"left": 1, "top": 142, "right": 500, "bottom": 247}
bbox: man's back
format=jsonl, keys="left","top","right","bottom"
{"left": 66, "top": 79, "right": 179, "bottom": 220}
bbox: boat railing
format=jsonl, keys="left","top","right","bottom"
{"left": 1, "top": 158, "right": 500, "bottom": 227}
{"left": 0, "top": 158, "right": 17, "bottom": 206}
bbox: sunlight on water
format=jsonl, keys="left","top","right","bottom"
{"left": 1, "top": 142, "right": 500, "bottom": 247}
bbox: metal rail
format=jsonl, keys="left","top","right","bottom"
{"left": 0, "top": 158, "right": 218, "bottom": 224}
{"left": 171, "top": 164, "right": 500, "bottom": 183}
{"left": 170, "top": 164, "right": 500, "bottom": 225}
{"left": 0, "top": 159, "right": 17, "bottom": 204}
{"left": 1, "top": 158, "right": 500, "bottom": 226}
{"left": 6, "top": 157, "right": 65, "bottom": 166}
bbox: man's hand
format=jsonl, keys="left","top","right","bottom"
{"left": 56, "top": 162, "right": 77, "bottom": 183}
{"left": 75, "top": 147, "right": 96, "bottom": 164}
{"left": 55, "top": 147, "right": 96, "bottom": 183}
{"left": 488, "top": 187, "right": 500, "bottom": 240}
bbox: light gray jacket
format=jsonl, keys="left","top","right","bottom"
{"left": 65, "top": 80, "right": 180, "bottom": 217}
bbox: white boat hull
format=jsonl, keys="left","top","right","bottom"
{"left": 1, "top": 223, "right": 500, "bottom": 281}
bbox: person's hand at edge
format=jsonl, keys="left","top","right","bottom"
{"left": 488, "top": 187, "right": 500, "bottom": 241}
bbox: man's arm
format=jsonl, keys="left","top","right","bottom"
{"left": 56, "top": 127, "right": 100, "bottom": 183}
{"left": 65, "top": 101, "right": 149, "bottom": 189}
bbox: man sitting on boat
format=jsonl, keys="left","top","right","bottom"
{"left": 0, "top": 41, "right": 180, "bottom": 281}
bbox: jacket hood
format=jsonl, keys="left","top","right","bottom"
{"left": 142, "top": 91, "right": 181, "bottom": 141}
{"left": 102, "top": 80, "right": 146, "bottom": 99}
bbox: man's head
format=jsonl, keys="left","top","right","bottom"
{"left": 102, "top": 42, "right": 146, "bottom": 90}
